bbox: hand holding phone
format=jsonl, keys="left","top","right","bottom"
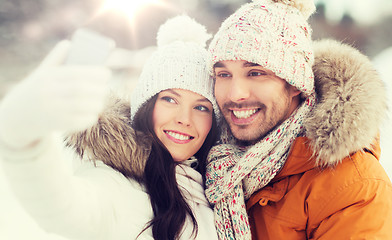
{"left": 0, "top": 34, "right": 114, "bottom": 149}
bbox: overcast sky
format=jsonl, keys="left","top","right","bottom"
{"left": 314, "top": 0, "right": 392, "bottom": 25}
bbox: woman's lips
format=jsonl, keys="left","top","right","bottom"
{"left": 164, "top": 130, "right": 194, "bottom": 143}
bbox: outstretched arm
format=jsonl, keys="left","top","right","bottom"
{"left": 0, "top": 41, "right": 151, "bottom": 240}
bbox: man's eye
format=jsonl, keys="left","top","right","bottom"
{"left": 216, "top": 73, "right": 231, "bottom": 78}
{"left": 161, "top": 96, "right": 176, "bottom": 103}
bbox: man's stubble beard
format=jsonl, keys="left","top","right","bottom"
{"left": 221, "top": 96, "right": 292, "bottom": 147}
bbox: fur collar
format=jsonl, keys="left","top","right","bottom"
{"left": 65, "top": 39, "right": 387, "bottom": 178}
{"left": 306, "top": 39, "right": 386, "bottom": 167}
{"left": 65, "top": 98, "right": 151, "bottom": 182}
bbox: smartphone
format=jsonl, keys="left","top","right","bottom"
{"left": 65, "top": 28, "right": 116, "bottom": 65}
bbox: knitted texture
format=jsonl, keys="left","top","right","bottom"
{"left": 130, "top": 15, "right": 218, "bottom": 120}
{"left": 209, "top": 0, "right": 316, "bottom": 96}
{"left": 205, "top": 93, "right": 316, "bottom": 239}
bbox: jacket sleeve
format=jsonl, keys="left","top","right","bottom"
{"left": 309, "top": 176, "right": 392, "bottom": 239}
{"left": 0, "top": 133, "right": 152, "bottom": 240}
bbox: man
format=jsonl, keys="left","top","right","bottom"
{"left": 204, "top": 0, "right": 392, "bottom": 239}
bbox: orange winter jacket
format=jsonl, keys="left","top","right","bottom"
{"left": 246, "top": 40, "right": 392, "bottom": 240}
{"left": 247, "top": 137, "right": 392, "bottom": 240}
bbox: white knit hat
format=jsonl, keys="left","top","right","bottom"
{"left": 130, "top": 15, "right": 218, "bottom": 120}
{"left": 209, "top": 0, "right": 316, "bottom": 96}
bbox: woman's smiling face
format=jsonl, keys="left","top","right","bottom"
{"left": 152, "top": 88, "right": 213, "bottom": 162}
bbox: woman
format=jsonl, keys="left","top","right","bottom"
{"left": 0, "top": 16, "right": 219, "bottom": 240}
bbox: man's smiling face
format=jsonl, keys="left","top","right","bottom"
{"left": 214, "top": 60, "right": 301, "bottom": 144}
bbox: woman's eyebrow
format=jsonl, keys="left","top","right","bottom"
{"left": 165, "top": 89, "right": 210, "bottom": 103}
{"left": 196, "top": 98, "right": 210, "bottom": 103}
{"left": 165, "top": 89, "right": 181, "bottom": 96}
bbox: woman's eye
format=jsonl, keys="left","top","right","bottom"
{"left": 161, "top": 96, "right": 176, "bottom": 103}
{"left": 195, "top": 105, "right": 210, "bottom": 112}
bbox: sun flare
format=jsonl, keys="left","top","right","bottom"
{"left": 99, "top": 0, "right": 160, "bottom": 20}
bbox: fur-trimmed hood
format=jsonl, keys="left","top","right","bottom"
{"left": 65, "top": 98, "right": 151, "bottom": 182}
{"left": 306, "top": 39, "right": 386, "bottom": 167}
{"left": 65, "top": 39, "right": 387, "bottom": 179}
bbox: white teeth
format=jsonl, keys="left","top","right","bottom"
{"left": 166, "top": 131, "right": 191, "bottom": 140}
{"left": 232, "top": 109, "right": 257, "bottom": 119}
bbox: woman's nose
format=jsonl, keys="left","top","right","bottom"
{"left": 175, "top": 107, "right": 192, "bottom": 126}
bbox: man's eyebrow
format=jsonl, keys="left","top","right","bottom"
{"left": 213, "top": 61, "right": 260, "bottom": 68}
{"left": 213, "top": 62, "right": 225, "bottom": 68}
{"left": 243, "top": 61, "right": 260, "bottom": 67}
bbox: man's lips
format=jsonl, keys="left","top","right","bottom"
{"left": 232, "top": 108, "right": 259, "bottom": 119}
{"left": 229, "top": 108, "right": 260, "bottom": 125}
{"left": 164, "top": 130, "right": 194, "bottom": 143}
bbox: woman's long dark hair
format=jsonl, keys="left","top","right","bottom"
{"left": 132, "top": 94, "right": 218, "bottom": 240}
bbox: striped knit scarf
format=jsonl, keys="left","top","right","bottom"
{"left": 205, "top": 94, "right": 315, "bottom": 239}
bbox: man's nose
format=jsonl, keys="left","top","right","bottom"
{"left": 228, "top": 76, "right": 250, "bottom": 102}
